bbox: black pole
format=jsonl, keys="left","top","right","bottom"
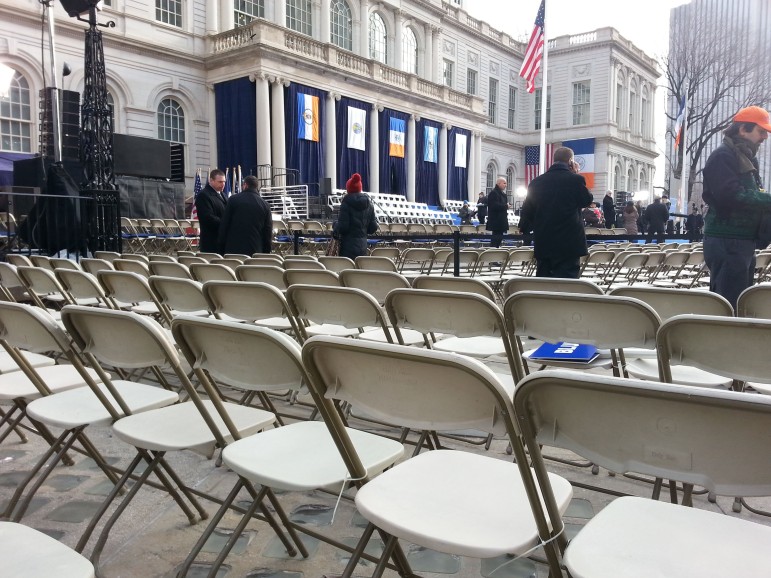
{"left": 452, "top": 230, "right": 460, "bottom": 277}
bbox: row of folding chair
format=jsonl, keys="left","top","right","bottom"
{"left": 120, "top": 217, "right": 197, "bottom": 254}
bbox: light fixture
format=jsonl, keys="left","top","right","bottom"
{"left": 516, "top": 186, "right": 527, "bottom": 198}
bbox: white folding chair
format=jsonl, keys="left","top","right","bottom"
{"left": 0, "top": 521, "right": 95, "bottom": 578}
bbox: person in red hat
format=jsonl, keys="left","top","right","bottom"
{"left": 333, "top": 173, "right": 378, "bottom": 259}
{"left": 702, "top": 105, "right": 771, "bottom": 309}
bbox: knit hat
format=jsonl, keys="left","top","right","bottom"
{"left": 346, "top": 173, "right": 362, "bottom": 194}
{"left": 735, "top": 106, "right": 771, "bottom": 132}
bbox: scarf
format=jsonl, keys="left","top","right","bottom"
{"left": 723, "top": 135, "right": 760, "bottom": 175}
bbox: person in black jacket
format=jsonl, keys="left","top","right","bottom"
{"left": 218, "top": 175, "right": 273, "bottom": 256}
{"left": 602, "top": 190, "right": 616, "bottom": 229}
{"left": 476, "top": 192, "right": 488, "bottom": 225}
{"left": 644, "top": 197, "right": 669, "bottom": 244}
{"left": 485, "top": 177, "right": 510, "bottom": 247}
{"left": 195, "top": 169, "right": 227, "bottom": 253}
{"left": 333, "top": 173, "right": 378, "bottom": 260}
{"left": 519, "top": 146, "right": 593, "bottom": 278}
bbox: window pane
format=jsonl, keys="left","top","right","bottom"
{"left": 488, "top": 78, "right": 498, "bottom": 124}
{"left": 369, "top": 13, "right": 387, "bottom": 63}
{"left": 330, "top": 0, "right": 352, "bottom": 51}
{"left": 467, "top": 69, "right": 477, "bottom": 95}
{"left": 443, "top": 60, "right": 453, "bottom": 87}
{"left": 572, "top": 81, "right": 590, "bottom": 126}
{"left": 157, "top": 98, "right": 185, "bottom": 143}
{"left": 0, "top": 70, "right": 32, "bottom": 152}
{"left": 286, "top": 0, "right": 312, "bottom": 36}
{"left": 507, "top": 86, "right": 516, "bottom": 130}
{"left": 402, "top": 27, "right": 417, "bottom": 74}
{"left": 155, "top": 0, "right": 182, "bottom": 27}
{"left": 234, "top": 0, "right": 264, "bottom": 27}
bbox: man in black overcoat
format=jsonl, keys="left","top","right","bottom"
{"left": 195, "top": 169, "right": 227, "bottom": 253}
{"left": 519, "top": 146, "right": 593, "bottom": 278}
{"left": 485, "top": 177, "right": 510, "bottom": 248}
{"left": 218, "top": 175, "right": 273, "bottom": 255}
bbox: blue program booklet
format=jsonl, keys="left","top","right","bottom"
{"left": 528, "top": 342, "right": 599, "bottom": 362}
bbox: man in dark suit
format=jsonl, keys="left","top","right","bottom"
{"left": 485, "top": 177, "right": 510, "bottom": 248}
{"left": 519, "top": 146, "right": 593, "bottom": 278}
{"left": 218, "top": 175, "right": 273, "bottom": 255}
{"left": 195, "top": 169, "right": 227, "bottom": 253}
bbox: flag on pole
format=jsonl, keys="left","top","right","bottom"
{"left": 424, "top": 126, "right": 438, "bottom": 163}
{"left": 191, "top": 168, "right": 202, "bottom": 220}
{"left": 232, "top": 166, "right": 241, "bottom": 196}
{"left": 525, "top": 142, "right": 557, "bottom": 185}
{"left": 673, "top": 95, "right": 686, "bottom": 149}
{"left": 389, "top": 117, "right": 405, "bottom": 157}
{"left": 562, "top": 138, "right": 595, "bottom": 190}
{"left": 347, "top": 106, "right": 367, "bottom": 151}
{"left": 297, "top": 93, "right": 320, "bottom": 141}
{"left": 223, "top": 168, "right": 231, "bottom": 200}
{"left": 454, "top": 134, "right": 467, "bottom": 168}
{"left": 519, "top": 0, "right": 545, "bottom": 94}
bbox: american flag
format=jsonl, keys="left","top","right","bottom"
{"left": 223, "top": 168, "right": 231, "bottom": 200}
{"left": 519, "top": 0, "right": 545, "bottom": 94}
{"left": 190, "top": 168, "right": 202, "bottom": 220}
{"left": 525, "top": 143, "right": 556, "bottom": 185}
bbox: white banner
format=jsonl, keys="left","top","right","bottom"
{"left": 454, "top": 134, "right": 467, "bottom": 168}
{"left": 347, "top": 106, "right": 366, "bottom": 151}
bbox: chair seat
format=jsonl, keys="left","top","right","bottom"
{"left": 0, "top": 521, "right": 95, "bottom": 578}
{"left": 303, "top": 324, "right": 361, "bottom": 338}
{"left": 746, "top": 382, "right": 771, "bottom": 395}
{"left": 626, "top": 358, "right": 732, "bottom": 388}
{"left": 0, "top": 351, "right": 55, "bottom": 374}
{"left": 223, "top": 421, "right": 404, "bottom": 492}
{"left": 253, "top": 316, "right": 294, "bottom": 331}
{"left": 0, "top": 365, "right": 102, "bottom": 401}
{"left": 358, "top": 327, "right": 425, "bottom": 346}
{"left": 112, "top": 400, "right": 275, "bottom": 455}
{"left": 432, "top": 336, "right": 507, "bottom": 358}
{"left": 26, "top": 380, "right": 178, "bottom": 428}
{"left": 355, "top": 449, "right": 572, "bottom": 559}
{"left": 564, "top": 496, "right": 771, "bottom": 578}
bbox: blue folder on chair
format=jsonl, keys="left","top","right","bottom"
{"left": 529, "top": 342, "right": 599, "bottom": 363}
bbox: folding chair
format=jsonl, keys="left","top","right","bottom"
{"left": 148, "top": 260, "right": 192, "bottom": 279}
{"left": 189, "top": 262, "right": 237, "bottom": 282}
{"left": 148, "top": 276, "right": 211, "bottom": 324}
{"left": 244, "top": 255, "right": 284, "bottom": 266}
{"left": 113, "top": 258, "right": 150, "bottom": 277}
{"left": 339, "top": 269, "right": 410, "bottom": 305}
{"left": 80, "top": 258, "right": 114, "bottom": 276}
{"left": 737, "top": 282, "right": 771, "bottom": 319}
{"left": 1, "top": 521, "right": 94, "bottom": 578}
{"left": 502, "top": 276, "right": 604, "bottom": 299}
{"left": 302, "top": 336, "right": 572, "bottom": 577}
{"left": 171, "top": 317, "right": 405, "bottom": 576}
{"left": 412, "top": 274, "right": 496, "bottom": 300}
{"left": 318, "top": 255, "right": 355, "bottom": 272}
{"left": 202, "top": 280, "right": 299, "bottom": 335}
{"left": 354, "top": 255, "right": 398, "bottom": 272}
{"left": 97, "top": 270, "right": 166, "bottom": 320}
{"left": 514, "top": 369, "right": 771, "bottom": 578}
{"left": 282, "top": 258, "right": 326, "bottom": 270}
{"left": 235, "top": 264, "right": 288, "bottom": 290}
{"left": 55, "top": 269, "right": 116, "bottom": 308}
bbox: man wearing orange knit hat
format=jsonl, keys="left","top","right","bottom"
{"left": 333, "top": 173, "right": 378, "bottom": 259}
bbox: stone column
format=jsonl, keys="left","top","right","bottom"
{"left": 393, "top": 10, "right": 403, "bottom": 70}
{"left": 255, "top": 74, "right": 271, "bottom": 167}
{"left": 438, "top": 123, "right": 448, "bottom": 206}
{"left": 220, "top": 0, "right": 234, "bottom": 32}
{"left": 274, "top": 0, "right": 286, "bottom": 27}
{"left": 359, "top": 0, "right": 369, "bottom": 57}
{"left": 432, "top": 27, "right": 442, "bottom": 84}
{"left": 424, "top": 24, "right": 433, "bottom": 81}
{"left": 474, "top": 132, "right": 483, "bottom": 196}
{"left": 369, "top": 104, "right": 380, "bottom": 192}
{"left": 207, "top": 83, "right": 217, "bottom": 169}
{"left": 406, "top": 114, "right": 416, "bottom": 202}
{"left": 206, "top": 0, "right": 218, "bottom": 34}
{"left": 320, "top": 0, "right": 331, "bottom": 44}
{"left": 325, "top": 92, "right": 337, "bottom": 189}
{"left": 270, "top": 78, "right": 287, "bottom": 174}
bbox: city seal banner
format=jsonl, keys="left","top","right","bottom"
{"left": 424, "top": 126, "right": 438, "bottom": 163}
{"left": 347, "top": 106, "right": 366, "bottom": 151}
{"left": 297, "top": 93, "right": 319, "bottom": 142}
{"left": 389, "top": 117, "right": 405, "bottom": 158}
{"left": 454, "top": 133, "right": 467, "bottom": 168}
{"left": 562, "top": 138, "right": 595, "bottom": 189}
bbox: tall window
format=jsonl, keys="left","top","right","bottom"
{"left": 369, "top": 13, "right": 387, "bottom": 63}
{"left": 507, "top": 85, "right": 516, "bottom": 130}
{"left": 488, "top": 78, "right": 498, "bottom": 124}
{"left": 466, "top": 69, "right": 477, "bottom": 95}
{"left": 402, "top": 27, "right": 418, "bottom": 74}
{"left": 534, "top": 87, "right": 551, "bottom": 130}
{"left": 486, "top": 162, "right": 495, "bottom": 192}
{"left": 286, "top": 0, "right": 312, "bottom": 36}
{"left": 615, "top": 82, "right": 624, "bottom": 125}
{"left": 629, "top": 88, "right": 638, "bottom": 134}
{"left": 506, "top": 167, "right": 514, "bottom": 197}
{"left": 157, "top": 98, "right": 185, "bottom": 143}
{"left": 0, "top": 69, "right": 32, "bottom": 152}
{"left": 234, "top": 0, "right": 264, "bottom": 27}
{"left": 614, "top": 165, "right": 623, "bottom": 190}
{"left": 572, "top": 81, "right": 590, "bottom": 125}
{"left": 443, "top": 59, "right": 454, "bottom": 88}
{"left": 641, "top": 93, "right": 648, "bottom": 137}
{"left": 330, "top": 0, "right": 352, "bottom": 50}
{"left": 627, "top": 168, "right": 635, "bottom": 192}
{"left": 155, "top": 0, "right": 182, "bottom": 27}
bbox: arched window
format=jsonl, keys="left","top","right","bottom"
{"left": 157, "top": 98, "right": 185, "bottom": 143}
{"left": 485, "top": 162, "right": 496, "bottom": 192}
{"left": 0, "top": 68, "right": 32, "bottom": 152}
{"left": 330, "top": 0, "right": 352, "bottom": 51}
{"left": 286, "top": 0, "right": 312, "bottom": 36}
{"left": 235, "top": 0, "right": 264, "bottom": 27}
{"left": 369, "top": 13, "right": 387, "bottom": 63}
{"left": 506, "top": 167, "right": 514, "bottom": 196}
{"left": 402, "top": 27, "right": 417, "bottom": 74}
{"left": 614, "top": 164, "right": 623, "bottom": 190}
{"left": 627, "top": 167, "right": 635, "bottom": 192}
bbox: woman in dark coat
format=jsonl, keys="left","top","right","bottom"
{"left": 333, "top": 173, "right": 378, "bottom": 260}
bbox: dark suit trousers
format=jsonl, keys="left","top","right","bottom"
{"left": 536, "top": 257, "right": 581, "bottom": 279}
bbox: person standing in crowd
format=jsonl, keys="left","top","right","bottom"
{"left": 486, "top": 177, "right": 509, "bottom": 248}
{"left": 476, "top": 192, "right": 488, "bottom": 225}
{"left": 582, "top": 202, "right": 603, "bottom": 227}
{"left": 703, "top": 106, "right": 771, "bottom": 309}
{"left": 218, "top": 175, "right": 273, "bottom": 256}
{"left": 662, "top": 194, "right": 675, "bottom": 234}
{"left": 603, "top": 190, "right": 616, "bottom": 229}
{"left": 458, "top": 200, "right": 473, "bottom": 224}
{"left": 635, "top": 201, "right": 647, "bottom": 235}
{"left": 685, "top": 206, "right": 704, "bottom": 243}
{"left": 333, "top": 173, "right": 378, "bottom": 260}
{"left": 195, "top": 169, "right": 228, "bottom": 253}
{"left": 622, "top": 201, "right": 639, "bottom": 235}
{"left": 519, "top": 146, "right": 593, "bottom": 278}
{"left": 644, "top": 196, "right": 669, "bottom": 243}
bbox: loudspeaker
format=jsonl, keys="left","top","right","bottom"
{"left": 39, "top": 88, "right": 80, "bottom": 160}
{"left": 170, "top": 143, "right": 185, "bottom": 183}
{"left": 319, "top": 177, "right": 332, "bottom": 199}
{"left": 12, "top": 157, "right": 84, "bottom": 216}
{"left": 113, "top": 134, "right": 171, "bottom": 179}
{"left": 59, "top": 0, "right": 95, "bottom": 17}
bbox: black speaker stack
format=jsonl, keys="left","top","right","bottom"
{"left": 39, "top": 88, "right": 81, "bottom": 160}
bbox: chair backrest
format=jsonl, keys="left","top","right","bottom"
{"left": 29, "top": 255, "right": 54, "bottom": 271}
{"left": 657, "top": 314, "right": 771, "bottom": 386}
{"left": 0, "top": 262, "right": 23, "bottom": 301}
{"left": 94, "top": 251, "right": 120, "bottom": 262}
{"left": 610, "top": 286, "right": 733, "bottom": 321}
{"left": 283, "top": 254, "right": 317, "bottom": 261}
{"left": 121, "top": 253, "right": 150, "bottom": 264}
{"left": 189, "top": 262, "right": 237, "bottom": 282}
{"left": 244, "top": 256, "right": 284, "bottom": 266}
{"left": 503, "top": 277, "right": 603, "bottom": 299}
{"left": 97, "top": 270, "right": 164, "bottom": 311}
{"left": 339, "top": 269, "right": 411, "bottom": 305}
{"left": 55, "top": 269, "right": 114, "bottom": 308}
{"left": 16, "top": 266, "right": 74, "bottom": 307}
{"left": 113, "top": 258, "right": 151, "bottom": 278}
{"left": 178, "top": 255, "right": 207, "bottom": 267}
{"left": 412, "top": 275, "right": 496, "bottom": 301}
{"left": 503, "top": 291, "right": 660, "bottom": 350}
{"left": 202, "top": 280, "right": 299, "bottom": 334}
{"left": 210, "top": 258, "right": 243, "bottom": 270}
{"left": 50, "top": 258, "right": 81, "bottom": 271}
{"left": 737, "top": 283, "right": 771, "bottom": 319}
{"left": 6, "top": 254, "right": 32, "bottom": 267}
{"left": 287, "top": 284, "right": 392, "bottom": 343}
{"left": 148, "top": 276, "right": 209, "bottom": 321}
{"left": 283, "top": 269, "right": 340, "bottom": 287}
{"left": 369, "top": 247, "right": 401, "bottom": 261}
{"left": 235, "top": 265, "right": 288, "bottom": 290}
{"left": 283, "top": 259, "right": 326, "bottom": 270}
{"left": 318, "top": 256, "right": 355, "bottom": 272}
{"left": 81, "top": 258, "right": 114, "bottom": 275}
{"left": 514, "top": 368, "right": 771, "bottom": 500}
{"left": 398, "top": 248, "right": 435, "bottom": 274}
{"left": 148, "top": 254, "right": 177, "bottom": 263}
{"left": 355, "top": 256, "right": 398, "bottom": 272}
{"left": 223, "top": 254, "right": 249, "bottom": 261}
{"left": 197, "top": 252, "right": 222, "bottom": 262}
{"left": 149, "top": 261, "right": 192, "bottom": 279}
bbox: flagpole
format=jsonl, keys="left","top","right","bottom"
{"left": 680, "top": 84, "right": 689, "bottom": 213}
{"left": 538, "top": 0, "right": 548, "bottom": 173}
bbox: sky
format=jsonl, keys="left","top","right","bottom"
{"left": 466, "top": 0, "right": 691, "bottom": 190}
